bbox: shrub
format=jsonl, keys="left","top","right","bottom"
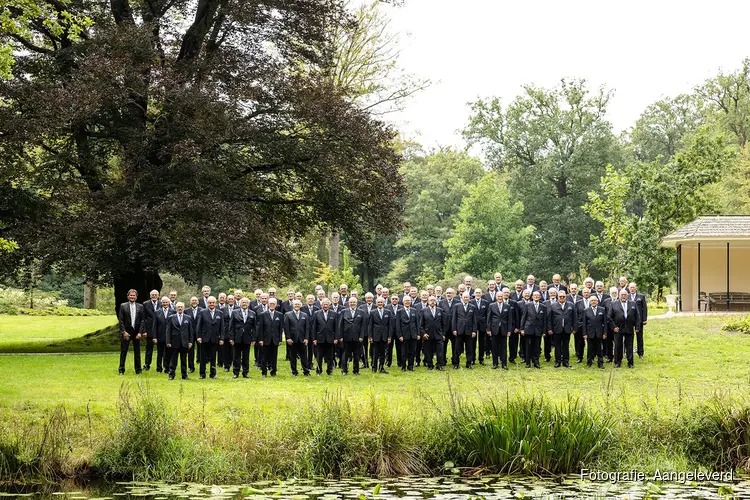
{"left": 722, "top": 315, "right": 750, "bottom": 334}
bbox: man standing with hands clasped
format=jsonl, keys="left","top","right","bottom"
{"left": 117, "top": 289, "right": 146, "bottom": 375}
{"left": 196, "top": 296, "right": 223, "bottom": 379}
{"left": 166, "top": 301, "right": 194, "bottom": 380}
{"left": 609, "top": 289, "right": 640, "bottom": 368}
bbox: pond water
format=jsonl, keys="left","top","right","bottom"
{"left": 1, "top": 475, "right": 748, "bottom": 499}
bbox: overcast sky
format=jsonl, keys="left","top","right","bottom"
{"left": 382, "top": 0, "right": 750, "bottom": 149}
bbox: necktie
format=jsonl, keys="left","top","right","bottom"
{"left": 379, "top": 309, "right": 383, "bottom": 320}
{"left": 296, "top": 312, "right": 300, "bottom": 321}
{"left": 324, "top": 312, "right": 328, "bottom": 321}
{"left": 178, "top": 314, "right": 183, "bottom": 326}
{"left": 464, "top": 304, "right": 467, "bottom": 313}
{"left": 130, "top": 303, "right": 136, "bottom": 329}
{"left": 622, "top": 302, "right": 628, "bottom": 319}
{"left": 535, "top": 303, "right": 539, "bottom": 313}
{"left": 163, "top": 308, "right": 168, "bottom": 318}
{"left": 351, "top": 308, "right": 355, "bottom": 317}
{"left": 243, "top": 310, "right": 247, "bottom": 322}
{"left": 406, "top": 308, "right": 410, "bottom": 319}
{"left": 431, "top": 307, "right": 435, "bottom": 317}
{"left": 211, "top": 310, "right": 214, "bottom": 319}
{"left": 153, "top": 301, "right": 157, "bottom": 311}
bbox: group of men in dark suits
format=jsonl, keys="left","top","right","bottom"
{"left": 117, "top": 274, "right": 648, "bottom": 378}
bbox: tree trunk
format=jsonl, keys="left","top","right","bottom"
{"left": 83, "top": 280, "right": 96, "bottom": 309}
{"left": 329, "top": 231, "right": 340, "bottom": 269}
{"left": 113, "top": 265, "right": 163, "bottom": 315}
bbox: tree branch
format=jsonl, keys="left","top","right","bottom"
{"left": 9, "top": 34, "right": 53, "bottom": 54}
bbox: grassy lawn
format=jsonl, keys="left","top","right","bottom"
{"left": 0, "top": 315, "right": 748, "bottom": 420}
{"left": 0, "top": 315, "right": 118, "bottom": 353}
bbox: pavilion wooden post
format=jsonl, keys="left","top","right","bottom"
{"left": 697, "top": 243, "right": 701, "bottom": 312}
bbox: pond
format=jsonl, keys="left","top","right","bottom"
{"left": 1, "top": 475, "right": 748, "bottom": 499}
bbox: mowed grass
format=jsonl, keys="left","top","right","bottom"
{"left": 0, "top": 315, "right": 749, "bottom": 423}
{"left": 0, "top": 315, "right": 118, "bottom": 353}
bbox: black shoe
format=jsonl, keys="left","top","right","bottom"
{"left": 479, "top": 360, "right": 485, "bottom": 365}
{"left": 182, "top": 375, "right": 188, "bottom": 380}
{"left": 380, "top": 369, "right": 389, "bottom": 374}
{"left": 437, "top": 366, "right": 445, "bottom": 371}
{"left": 188, "top": 368, "right": 195, "bottom": 374}
{"left": 169, "top": 374, "right": 175, "bottom": 380}
{"left": 386, "top": 361, "right": 391, "bottom": 368}
{"left": 563, "top": 363, "right": 570, "bottom": 368}
{"left": 271, "top": 372, "right": 277, "bottom": 377}
{"left": 428, "top": 366, "right": 434, "bottom": 371}
{"left": 606, "top": 358, "right": 613, "bottom": 363}
{"left": 598, "top": 364, "right": 605, "bottom": 369}
{"left": 526, "top": 363, "right": 531, "bottom": 368}
{"left": 118, "top": 371, "right": 124, "bottom": 376}
{"left": 156, "top": 368, "right": 163, "bottom": 373}
{"left": 509, "top": 359, "right": 517, "bottom": 365}
{"left": 303, "top": 372, "right": 310, "bottom": 376}
{"left": 492, "top": 365, "right": 498, "bottom": 369}
{"left": 577, "top": 358, "right": 583, "bottom": 363}
{"left": 628, "top": 364, "right": 634, "bottom": 368}
{"left": 466, "top": 365, "right": 472, "bottom": 370}
{"left": 200, "top": 375, "right": 206, "bottom": 379}
{"left": 415, "top": 361, "right": 421, "bottom": 367}
{"left": 144, "top": 365, "right": 150, "bottom": 371}
{"left": 224, "top": 367, "right": 230, "bottom": 372}
{"left": 401, "top": 367, "right": 406, "bottom": 372}
{"left": 210, "top": 373, "right": 216, "bottom": 379}
{"left": 408, "top": 367, "right": 414, "bottom": 372}
{"left": 232, "top": 374, "right": 239, "bottom": 379}
{"left": 262, "top": 374, "right": 267, "bottom": 378}
{"left": 587, "top": 362, "right": 593, "bottom": 367}
{"left": 638, "top": 354, "right": 644, "bottom": 359}
{"left": 453, "top": 365, "right": 459, "bottom": 370}
{"left": 342, "top": 371, "right": 348, "bottom": 375}
{"left": 554, "top": 362, "right": 561, "bottom": 368}
{"left": 534, "top": 363, "right": 540, "bottom": 369}
{"left": 502, "top": 365, "right": 508, "bottom": 370}
{"left": 614, "top": 364, "right": 621, "bottom": 368}
{"left": 242, "top": 373, "right": 249, "bottom": 378}
{"left": 545, "top": 357, "right": 551, "bottom": 362}
{"left": 135, "top": 370, "right": 142, "bottom": 375}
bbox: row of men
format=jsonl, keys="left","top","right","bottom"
{"left": 117, "top": 274, "right": 648, "bottom": 378}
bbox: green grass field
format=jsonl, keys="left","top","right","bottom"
{"left": 0, "top": 315, "right": 748, "bottom": 419}
{"left": 0, "top": 315, "right": 118, "bottom": 353}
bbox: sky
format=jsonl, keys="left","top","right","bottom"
{"left": 382, "top": 0, "right": 750, "bottom": 149}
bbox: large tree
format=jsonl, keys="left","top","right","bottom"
{"left": 463, "top": 79, "right": 623, "bottom": 279}
{"left": 0, "top": 0, "right": 403, "bottom": 308}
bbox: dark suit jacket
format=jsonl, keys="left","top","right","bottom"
{"left": 281, "top": 300, "right": 295, "bottom": 315}
{"left": 509, "top": 296, "right": 525, "bottom": 332}
{"left": 472, "top": 298, "right": 488, "bottom": 332}
{"left": 396, "top": 307, "right": 419, "bottom": 340}
{"left": 609, "top": 300, "right": 640, "bottom": 335}
{"left": 439, "top": 297, "right": 460, "bottom": 333}
{"left": 521, "top": 301, "right": 547, "bottom": 336}
{"left": 152, "top": 307, "right": 172, "bottom": 343}
{"left": 197, "top": 307, "right": 224, "bottom": 343}
{"left": 486, "top": 300, "right": 514, "bottom": 336}
{"left": 419, "top": 307, "right": 443, "bottom": 340}
{"left": 548, "top": 301, "right": 577, "bottom": 335}
{"left": 283, "top": 311, "right": 309, "bottom": 343}
{"left": 118, "top": 302, "right": 146, "bottom": 336}
{"left": 483, "top": 290, "right": 500, "bottom": 305}
{"left": 257, "top": 310, "right": 283, "bottom": 345}
{"left": 304, "top": 304, "right": 320, "bottom": 321}
{"left": 451, "top": 302, "right": 477, "bottom": 336}
{"left": 338, "top": 307, "right": 364, "bottom": 342}
{"left": 222, "top": 305, "right": 239, "bottom": 338}
{"left": 142, "top": 300, "right": 160, "bottom": 335}
{"left": 166, "top": 313, "right": 194, "bottom": 348}
{"left": 231, "top": 308, "right": 256, "bottom": 344}
{"left": 199, "top": 297, "right": 210, "bottom": 309}
{"left": 549, "top": 283, "right": 568, "bottom": 293}
{"left": 524, "top": 284, "right": 540, "bottom": 295}
{"left": 582, "top": 305, "right": 610, "bottom": 339}
{"left": 629, "top": 292, "right": 648, "bottom": 325}
{"left": 313, "top": 309, "right": 338, "bottom": 344}
{"left": 368, "top": 308, "right": 392, "bottom": 342}
{"left": 186, "top": 306, "right": 203, "bottom": 326}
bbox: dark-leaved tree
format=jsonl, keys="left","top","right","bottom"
{"left": 0, "top": 0, "right": 404, "bottom": 310}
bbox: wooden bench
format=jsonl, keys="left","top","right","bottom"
{"left": 707, "top": 292, "right": 750, "bottom": 311}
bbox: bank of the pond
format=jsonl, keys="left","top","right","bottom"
{"left": 1, "top": 383, "right": 749, "bottom": 486}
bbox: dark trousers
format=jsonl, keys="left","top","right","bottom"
{"left": 636, "top": 324, "right": 644, "bottom": 356}
{"left": 342, "top": 340, "right": 361, "bottom": 373}
{"left": 453, "top": 334, "right": 475, "bottom": 367}
{"left": 509, "top": 331, "right": 520, "bottom": 361}
{"left": 233, "top": 343, "right": 252, "bottom": 375}
{"left": 491, "top": 333, "right": 508, "bottom": 367}
{"left": 254, "top": 343, "right": 261, "bottom": 367}
{"left": 289, "top": 342, "right": 309, "bottom": 375}
{"left": 144, "top": 337, "right": 154, "bottom": 368}
{"left": 307, "top": 342, "right": 316, "bottom": 369}
{"left": 155, "top": 342, "right": 167, "bottom": 372}
{"left": 477, "top": 329, "right": 488, "bottom": 362}
{"left": 119, "top": 336, "right": 142, "bottom": 374}
{"left": 391, "top": 337, "right": 404, "bottom": 367}
{"left": 415, "top": 337, "right": 422, "bottom": 365}
{"left": 587, "top": 337, "right": 603, "bottom": 367}
{"left": 371, "top": 340, "right": 388, "bottom": 371}
{"left": 386, "top": 337, "right": 395, "bottom": 366}
{"left": 261, "top": 343, "right": 278, "bottom": 375}
{"left": 574, "top": 332, "right": 585, "bottom": 361}
{"left": 168, "top": 347, "right": 188, "bottom": 377}
{"left": 402, "top": 338, "right": 417, "bottom": 369}
{"left": 443, "top": 331, "right": 456, "bottom": 364}
{"left": 199, "top": 342, "right": 217, "bottom": 377}
{"left": 360, "top": 341, "right": 369, "bottom": 367}
{"left": 604, "top": 334, "right": 614, "bottom": 360}
{"left": 188, "top": 344, "right": 196, "bottom": 370}
{"left": 523, "top": 335, "right": 540, "bottom": 366}
{"left": 218, "top": 342, "right": 233, "bottom": 369}
{"left": 553, "top": 332, "right": 571, "bottom": 365}
{"left": 424, "top": 337, "right": 445, "bottom": 368}
{"left": 614, "top": 333, "right": 634, "bottom": 366}
{"left": 336, "top": 342, "right": 344, "bottom": 367}
{"left": 543, "top": 333, "right": 553, "bottom": 361}
{"left": 316, "top": 342, "right": 335, "bottom": 374}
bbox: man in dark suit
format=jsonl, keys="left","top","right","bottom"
{"left": 472, "top": 289, "right": 489, "bottom": 365}
{"left": 520, "top": 291, "right": 547, "bottom": 369}
{"left": 493, "top": 272, "right": 506, "bottom": 293}
{"left": 168, "top": 290, "right": 177, "bottom": 312}
{"left": 486, "top": 292, "right": 513, "bottom": 370}
{"left": 547, "top": 291, "right": 577, "bottom": 368}
{"left": 152, "top": 296, "right": 172, "bottom": 373}
{"left": 281, "top": 290, "right": 296, "bottom": 315}
{"left": 413, "top": 290, "right": 430, "bottom": 367}
{"left": 220, "top": 295, "right": 238, "bottom": 371}
{"left": 166, "top": 301, "right": 194, "bottom": 380}
{"left": 451, "top": 292, "right": 477, "bottom": 369}
{"left": 142, "top": 289, "right": 160, "bottom": 371}
{"left": 618, "top": 277, "right": 629, "bottom": 292}
{"left": 198, "top": 285, "right": 211, "bottom": 309}
{"left": 397, "top": 281, "right": 411, "bottom": 305}
{"left": 248, "top": 288, "right": 261, "bottom": 310}
{"left": 339, "top": 284, "right": 350, "bottom": 307}
{"left": 542, "top": 288, "right": 558, "bottom": 362}
{"left": 567, "top": 284, "right": 580, "bottom": 305}
{"left": 313, "top": 299, "right": 338, "bottom": 375}
{"left": 602, "top": 287, "right": 619, "bottom": 362}
{"left": 256, "top": 298, "right": 283, "bottom": 377}
{"left": 420, "top": 295, "right": 445, "bottom": 370}
{"left": 368, "top": 296, "right": 392, "bottom": 373}
{"left": 574, "top": 288, "right": 591, "bottom": 363}
{"left": 539, "top": 281, "right": 550, "bottom": 302}
{"left": 304, "top": 295, "right": 321, "bottom": 370}
{"left": 117, "top": 289, "right": 146, "bottom": 375}
{"left": 230, "top": 298, "right": 256, "bottom": 378}
{"left": 582, "top": 295, "right": 610, "bottom": 368}
{"left": 396, "top": 296, "right": 419, "bottom": 371}
{"left": 593, "top": 281, "right": 609, "bottom": 306}
{"left": 463, "top": 276, "right": 475, "bottom": 298}
{"left": 549, "top": 274, "right": 567, "bottom": 294}
{"left": 185, "top": 296, "right": 202, "bottom": 373}
{"left": 439, "top": 288, "right": 459, "bottom": 366}
{"left": 483, "top": 281, "right": 499, "bottom": 305}
{"left": 387, "top": 294, "right": 402, "bottom": 368}
{"left": 283, "top": 299, "right": 310, "bottom": 376}
{"left": 609, "top": 289, "right": 641, "bottom": 368}
{"left": 338, "top": 297, "right": 363, "bottom": 375}
{"left": 525, "top": 275, "right": 540, "bottom": 295}
{"left": 196, "top": 296, "right": 223, "bottom": 379}
{"left": 357, "top": 293, "right": 376, "bottom": 369}
{"left": 628, "top": 282, "right": 648, "bottom": 359}
{"left": 509, "top": 283, "right": 525, "bottom": 364}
